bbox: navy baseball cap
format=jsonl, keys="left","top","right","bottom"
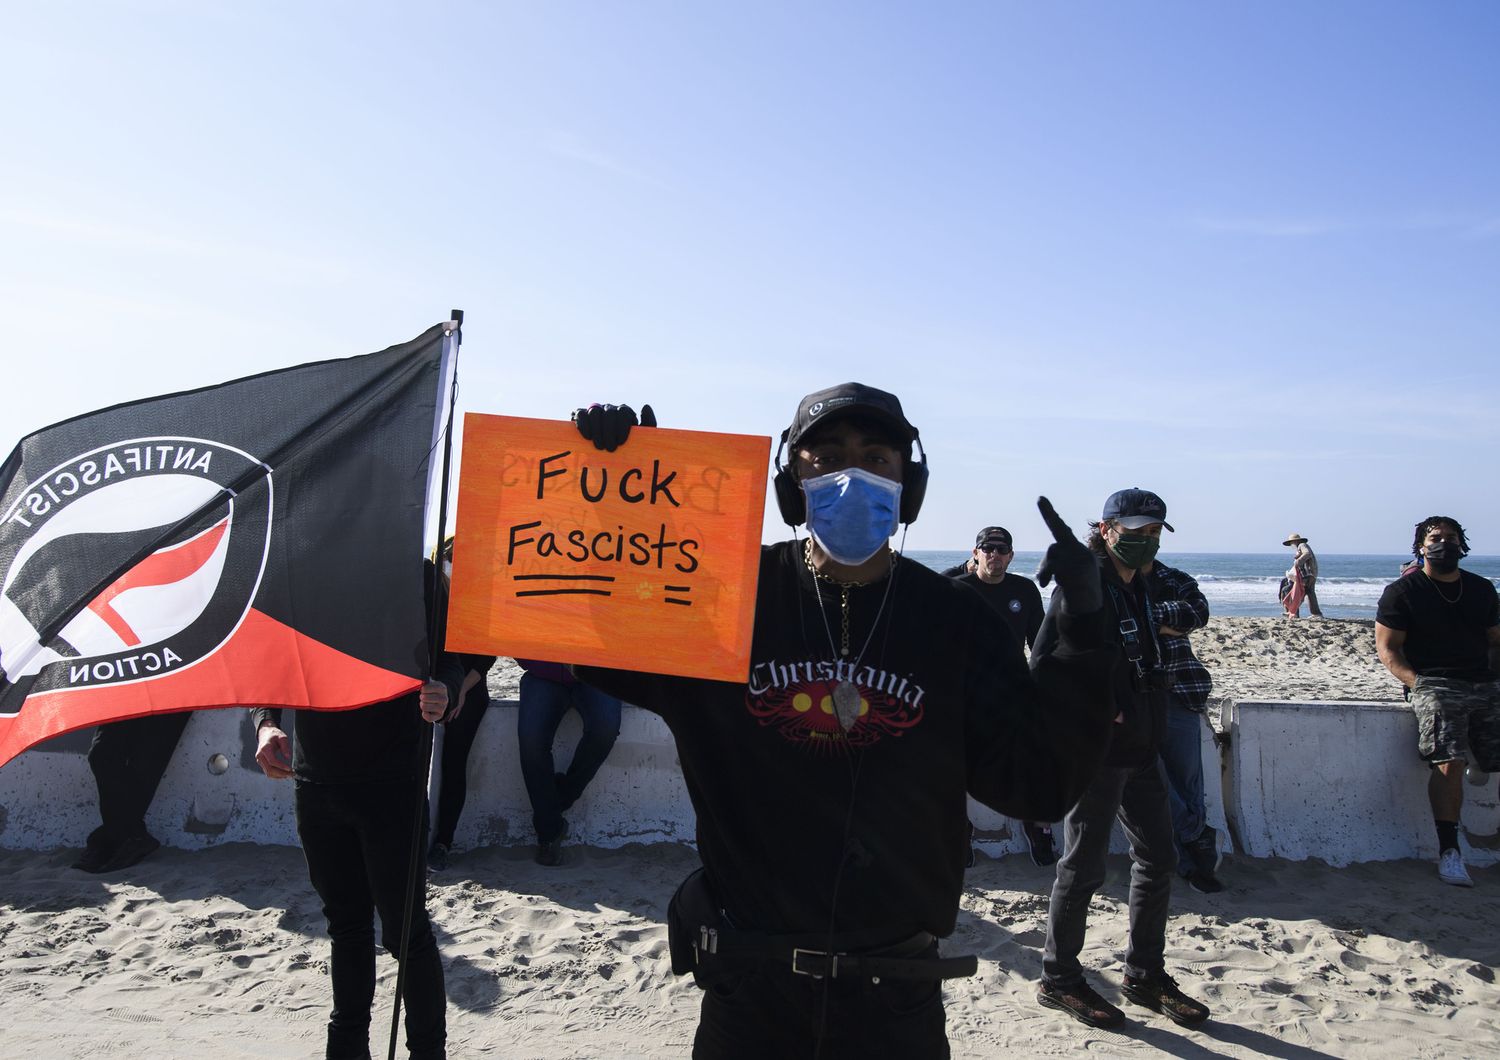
{"left": 785, "top": 382, "right": 918, "bottom": 450}
{"left": 1101, "top": 488, "right": 1174, "bottom": 532}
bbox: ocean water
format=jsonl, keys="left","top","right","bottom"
{"left": 906, "top": 551, "right": 1500, "bottom": 620}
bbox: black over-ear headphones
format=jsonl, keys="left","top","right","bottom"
{"left": 772, "top": 429, "right": 929, "bottom": 527}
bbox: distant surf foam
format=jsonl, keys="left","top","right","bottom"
{"left": 906, "top": 551, "right": 1500, "bottom": 619}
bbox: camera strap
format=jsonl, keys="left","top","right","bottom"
{"left": 1107, "top": 580, "right": 1163, "bottom": 673}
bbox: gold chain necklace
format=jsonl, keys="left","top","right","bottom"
{"left": 1427, "top": 571, "right": 1464, "bottom": 604}
{"left": 802, "top": 538, "right": 898, "bottom": 730}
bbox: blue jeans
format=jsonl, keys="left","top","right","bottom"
{"left": 1159, "top": 702, "right": 1208, "bottom": 861}
{"left": 517, "top": 673, "right": 622, "bottom": 843}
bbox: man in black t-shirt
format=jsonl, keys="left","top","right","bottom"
{"left": 956, "top": 526, "right": 1045, "bottom": 651}
{"left": 1375, "top": 515, "right": 1500, "bottom": 888}
{"left": 952, "top": 525, "right": 1054, "bottom": 865}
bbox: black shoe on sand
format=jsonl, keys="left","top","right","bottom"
{"left": 1122, "top": 971, "right": 1209, "bottom": 1027}
{"left": 1023, "top": 822, "right": 1058, "bottom": 867}
{"left": 71, "top": 828, "right": 116, "bottom": 873}
{"left": 95, "top": 832, "right": 161, "bottom": 873}
{"left": 536, "top": 821, "right": 568, "bottom": 867}
{"left": 1038, "top": 978, "right": 1125, "bottom": 1028}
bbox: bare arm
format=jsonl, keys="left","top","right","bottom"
{"left": 1376, "top": 622, "right": 1417, "bottom": 689}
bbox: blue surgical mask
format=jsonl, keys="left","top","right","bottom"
{"left": 801, "top": 467, "right": 902, "bottom": 566}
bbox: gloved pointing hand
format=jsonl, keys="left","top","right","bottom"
{"left": 1034, "top": 496, "right": 1102, "bottom": 615}
{"left": 572, "top": 403, "right": 657, "bottom": 452}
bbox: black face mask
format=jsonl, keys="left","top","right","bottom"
{"left": 1108, "top": 532, "right": 1160, "bottom": 570}
{"left": 1425, "top": 539, "right": 1462, "bottom": 574}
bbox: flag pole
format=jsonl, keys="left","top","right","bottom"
{"left": 388, "top": 310, "right": 462, "bottom": 1060}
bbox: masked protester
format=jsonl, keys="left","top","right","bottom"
{"left": 570, "top": 384, "right": 1117, "bottom": 1059}
{"left": 1035, "top": 488, "right": 1211, "bottom": 1031}
{"left": 1376, "top": 516, "right": 1500, "bottom": 888}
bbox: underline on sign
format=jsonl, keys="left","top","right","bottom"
{"left": 515, "top": 589, "right": 614, "bottom": 598}
{"left": 512, "top": 573, "right": 617, "bottom": 582}
{"left": 664, "top": 598, "right": 692, "bottom": 607}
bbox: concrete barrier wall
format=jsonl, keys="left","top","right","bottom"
{"left": 2, "top": 698, "right": 1494, "bottom": 869}
{"left": 1223, "top": 700, "right": 1500, "bottom": 868}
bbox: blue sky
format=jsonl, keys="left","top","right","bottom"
{"left": 3, "top": 1, "right": 1497, "bottom": 555}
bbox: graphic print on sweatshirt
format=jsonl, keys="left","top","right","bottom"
{"left": 745, "top": 655, "right": 926, "bottom": 749}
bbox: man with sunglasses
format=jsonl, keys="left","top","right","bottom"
{"left": 952, "top": 526, "right": 1053, "bottom": 865}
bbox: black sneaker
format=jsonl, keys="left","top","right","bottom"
{"left": 1037, "top": 978, "right": 1125, "bottom": 1029}
{"left": 1182, "top": 827, "right": 1224, "bottom": 891}
{"left": 1023, "top": 822, "right": 1058, "bottom": 867}
{"left": 427, "top": 842, "right": 451, "bottom": 872}
{"left": 536, "top": 821, "right": 568, "bottom": 867}
{"left": 95, "top": 832, "right": 161, "bottom": 873}
{"left": 1184, "top": 870, "right": 1225, "bottom": 895}
{"left": 1121, "top": 971, "right": 1209, "bottom": 1027}
{"left": 71, "top": 826, "right": 116, "bottom": 873}
{"left": 1185, "top": 825, "right": 1223, "bottom": 875}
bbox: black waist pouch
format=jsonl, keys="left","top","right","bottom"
{"left": 667, "top": 866, "right": 724, "bottom": 981}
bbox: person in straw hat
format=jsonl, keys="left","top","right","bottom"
{"left": 1282, "top": 533, "right": 1322, "bottom": 618}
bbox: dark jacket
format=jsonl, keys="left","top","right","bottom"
{"left": 1034, "top": 554, "right": 1170, "bottom": 769}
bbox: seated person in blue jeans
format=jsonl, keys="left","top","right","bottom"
{"left": 516, "top": 659, "right": 622, "bottom": 865}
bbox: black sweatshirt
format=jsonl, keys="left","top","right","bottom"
{"left": 576, "top": 541, "right": 1116, "bottom": 944}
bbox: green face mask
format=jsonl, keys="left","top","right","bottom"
{"left": 1108, "top": 532, "right": 1160, "bottom": 570}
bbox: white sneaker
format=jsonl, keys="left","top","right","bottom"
{"left": 1438, "top": 848, "right": 1474, "bottom": 887}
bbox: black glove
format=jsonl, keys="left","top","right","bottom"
{"left": 1034, "top": 496, "right": 1101, "bottom": 615}
{"left": 572, "top": 403, "right": 657, "bottom": 452}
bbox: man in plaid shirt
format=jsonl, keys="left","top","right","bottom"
{"left": 1145, "top": 560, "right": 1225, "bottom": 894}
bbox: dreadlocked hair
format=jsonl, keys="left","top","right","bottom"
{"left": 1412, "top": 516, "right": 1470, "bottom": 558}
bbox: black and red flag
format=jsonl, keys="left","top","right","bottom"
{"left": 0, "top": 321, "right": 457, "bottom": 768}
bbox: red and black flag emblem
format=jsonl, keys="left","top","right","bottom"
{"left": 0, "top": 322, "right": 455, "bottom": 767}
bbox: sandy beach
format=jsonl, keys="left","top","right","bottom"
{"left": 3, "top": 617, "right": 1496, "bottom": 1058}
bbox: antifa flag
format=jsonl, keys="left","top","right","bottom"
{"left": 0, "top": 322, "right": 456, "bottom": 768}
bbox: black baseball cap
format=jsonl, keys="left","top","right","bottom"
{"left": 785, "top": 382, "right": 918, "bottom": 450}
{"left": 975, "top": 526, "right": 1012, "bottom": 550}
{"left": 1101, "top": 488, "right": 1174, "bottom": 532}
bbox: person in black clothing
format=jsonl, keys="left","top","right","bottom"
{"left": 427, "top": 536, "right": 498, "bottom": 873}
{"left": 427, "top": 651, "right": 496, "bottom": 872}
{"left": 569, "top": 386, "right": 1116, "bottom": 1059}
{"left": 1375, "top": 515, "right": 1500, "bottom": 888}
{"left": 1036, "top": 487, "right": 1210, "bottom": 1031}
{"left": 950, "top": 525, "right": 1055, "bottom": 866}
{"left": 71, "top": 710, "right": 192, "bottom": 872}
{"left": 954, "top": 526, "right": 1044, "bottom": 649}
{"left": 254, "top": 672, "right": 457, "bottom": 1059}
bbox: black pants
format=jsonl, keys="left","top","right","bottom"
{"left": 1043, "top": 761, "right": 1177, "bottom": 985}
{"left": 432, "top": 681, "right": 490, "bottom": 849}
{"left": 295, "top": 779, "right": 446, "bottom": 1060}
{"left": 693, "top": 949, "right": 949, "bottom": 1059}
{"left": 86, "top": 711, "right": 192, "bottom": 842}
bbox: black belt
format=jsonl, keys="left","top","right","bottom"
{"left": 695, "top": 927, "right": 978, "bottom": 982}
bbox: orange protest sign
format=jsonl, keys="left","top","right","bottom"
{"left": 446, "top": 415, "right": 771, "bottom": 682}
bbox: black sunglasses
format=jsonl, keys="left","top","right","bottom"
{"left": 978, "top": 544, "right": 1012, "bottom": 555}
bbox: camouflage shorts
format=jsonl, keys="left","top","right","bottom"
{"left": 1411, "top": 675, "right": 1500, "bottom": 771}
